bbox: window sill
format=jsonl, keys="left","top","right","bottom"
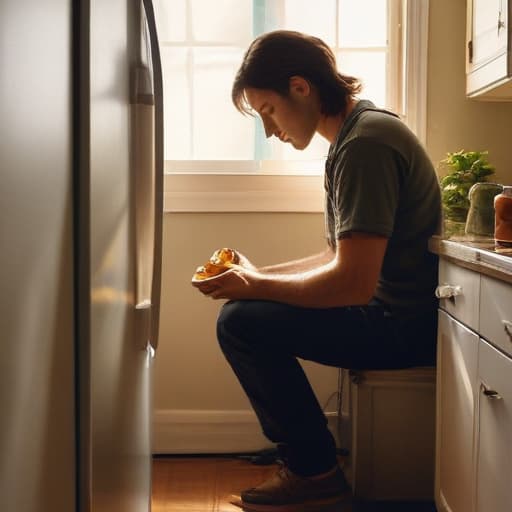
{"left": 164, "top": 173, "right": 325, "bottom": 213}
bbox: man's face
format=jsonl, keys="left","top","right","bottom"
{"left": 244, "top": 78, "right": 320, "bottom": 150}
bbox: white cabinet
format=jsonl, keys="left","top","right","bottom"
{"left": 438, "top": 261, "right": 480, "bottom": 331}
{"left": 436, "top": 260, "right": 512, "bottom": 512}
{"left": 466, "top": 0, "right": 512, "bottom": 99}
{"left": 349, "top": 368, "right": 436, "bottom": 501}
{"left": 436, "top": 310, "right": 479, "bottom": 512}
{"left": 479, "top": 275, "right": 512, "bottom": 357}
{"left": 476, "top": 339, "right": 512, "bottom": 512}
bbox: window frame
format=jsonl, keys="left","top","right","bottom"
{"left": 163, "top": 0, "right": 429, "bottom": 213}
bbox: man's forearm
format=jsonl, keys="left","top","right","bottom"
{"left": 248, "top": 237, "right": 385, "bottom": 308}
{"left": 251, "top": 262, "right": 371, "bottom": 309}
{"left": 258, "top": 247, "right": 334, "bottom": 274}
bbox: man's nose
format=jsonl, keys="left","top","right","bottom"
{"left": 261, "top": 116, "right": 278, "bottom": 138}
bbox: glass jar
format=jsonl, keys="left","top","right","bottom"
{"left": 465, "top": 182, "right": 503, "bottom": 238}
{"left": 494, "top": 186, "right": 512, "bottom": 248}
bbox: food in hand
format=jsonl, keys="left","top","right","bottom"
{"left": 193, "top": 248, "right": 239, "bottom": 280}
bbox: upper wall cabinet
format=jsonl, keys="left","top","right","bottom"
{"left": 466, "top": 0, "right": 512, "bottom": 100}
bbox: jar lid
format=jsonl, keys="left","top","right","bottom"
{"left": 501, "top": 186, "right": 512, "bottom": 197}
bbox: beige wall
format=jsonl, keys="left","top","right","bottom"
{"left": 427, "top": 0, "right": 512, "bottom": 183}
{"left": 153, "top": 212, "right": 335, "bottom": 411}
{"left": 153, "top": 213, "right": 340, "bottom": 452}
{"left": 154, "top": 0, "right": 512, "bottom": 451}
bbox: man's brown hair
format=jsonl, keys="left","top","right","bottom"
{"left": 232, "top": 30, "right": 362, "bottom": 116}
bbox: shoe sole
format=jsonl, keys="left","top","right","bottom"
{"left": 229, "top": 492, "right": 351, "bottom": 511}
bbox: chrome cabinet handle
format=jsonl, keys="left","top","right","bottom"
{"left": 435, "top": 284, "right": 463, "bottom": 299}
{"left": 503, "top": 320, "right": 512, "bottom": 341}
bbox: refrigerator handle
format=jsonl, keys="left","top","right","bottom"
{"left": 132, "top": 64, "right": 156, "bottom": 351}
{"left": 142, "top": 0, "right": 164, "bottom": 352}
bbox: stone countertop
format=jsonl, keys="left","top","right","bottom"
{"left": 429, "top": 235, "right": 512, "bottom": 284}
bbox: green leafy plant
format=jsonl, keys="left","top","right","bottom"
{"left": 439, "top": 150, "right": 495, "bottom": 222}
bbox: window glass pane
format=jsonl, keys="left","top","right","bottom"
{"left": 157, "top": 0, "right": 399, "bottom": 168}
{"left": 154, "top": 0, "right": 187, "bottom": 42}
{"left": 337, "top": 50, "right": 387, "bottom": 108}
{"left": 190, "top": 0, "right": 253, "bottom": 44}
{"left": 283, "top": 0, "right": 337, "bottom": 46}
{"left": 267, "top": 133, "right": 329, "bottom": 162}
{"left": 339, "top": 0, "right": 387, "bottom": 47}
{"left": 192, "top": 48, "right": 254, "bottom": 159}
{"left": 161, "top": 47, "right": 192, "bottom": 159}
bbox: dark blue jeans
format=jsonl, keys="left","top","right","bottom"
{"left": 216, "top": 299, "right": 437, "bottom": 477}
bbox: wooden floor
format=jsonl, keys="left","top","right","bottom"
{"left": 151, "top": 456, "right": 437, "bottom": 512}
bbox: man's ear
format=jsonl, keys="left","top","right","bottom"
{"left": 288, "top": 76, "right": 311, "bottom": 97}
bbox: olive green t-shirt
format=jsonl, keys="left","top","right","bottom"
{"left": 325, "top": 100, "right": 441, "bottom": 309}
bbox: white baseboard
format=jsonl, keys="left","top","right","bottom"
{"left": 152, "top": 409, "right": 340, "bottom": 455}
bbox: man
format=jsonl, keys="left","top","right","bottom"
{"left": 192, "top": 30, "right": 441, "bottom": 510}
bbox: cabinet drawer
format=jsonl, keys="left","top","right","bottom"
{"left": 476, "top": 339, "right": 512, "bottom": 512}
{"left": 480, "top": 275, "right": 512, "bottom": 358}
{"left": 438, "top": 260, "right": 480, "bottom": 331}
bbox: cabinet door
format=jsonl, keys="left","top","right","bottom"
{"left": 467, "top": 0, "right": 511, "bottom": 97}
{"left": 476, "top": 339, "right": 512, "bottom": 512}
{"left": 436, "top": 311, "right": 479, "bottom": 512}
{"left": 471, "top": 0, "right": 508, "bottom": 66}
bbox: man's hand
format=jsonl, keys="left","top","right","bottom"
{"left": 233, "top": 251, "right": 257, "bottom": 271}
{"left": 191, "top": 266, "right": 260, "bottom": 300}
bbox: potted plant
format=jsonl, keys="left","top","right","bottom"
{"left": 439, "top": 150, "right": 496, "bottom": 223}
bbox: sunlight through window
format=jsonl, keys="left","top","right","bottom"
{"left": 154, "top": 0, "right": 405, "bottom": 171}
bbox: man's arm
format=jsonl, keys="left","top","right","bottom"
{"left": 194, "top": 233, "right": 388, "bottom": 308}
{"left": 258, "top": 246, "right": 335, "bottom": 274}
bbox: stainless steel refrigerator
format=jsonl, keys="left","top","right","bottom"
{"left": 0, "top": 1, "right": 164, "bottom": 511}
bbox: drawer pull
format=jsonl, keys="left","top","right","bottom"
{"left": 483, "top": 388, "right": 502, "bottom": 400}
{"left": 435, "top": 284, "right": 462, "bottom": 299}
{"left": 503, "top": 320, "right": 512, "bottom": 341}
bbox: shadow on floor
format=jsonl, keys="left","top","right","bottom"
{"left": 352, "top": 500, "right": 437, "bottom": 512}
{"left": 232, "top": 498, "right": 436, "bottom": 512}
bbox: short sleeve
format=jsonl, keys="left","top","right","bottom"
{"left": 329, "top": 138, "right": 402, "bottom": 239}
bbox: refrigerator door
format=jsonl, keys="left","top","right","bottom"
{"left": 0, "top": 2, "right": 75, "bottom": 511}
{"left": 76, "top": 1, "right": 161, "bottom": 510}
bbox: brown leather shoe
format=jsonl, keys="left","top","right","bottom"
{"left": 239, "top": 465, "right": 352, "bottom": 511}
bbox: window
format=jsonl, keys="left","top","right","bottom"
{"left": 154, "top": 0, "right": 429, "bottom": 210}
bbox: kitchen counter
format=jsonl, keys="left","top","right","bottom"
{"left": 429, "top": 235, "right": 512, "bottom": 285}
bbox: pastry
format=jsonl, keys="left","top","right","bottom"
{"left": 193, "top": 248, "right": 239, "bottom": 280}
